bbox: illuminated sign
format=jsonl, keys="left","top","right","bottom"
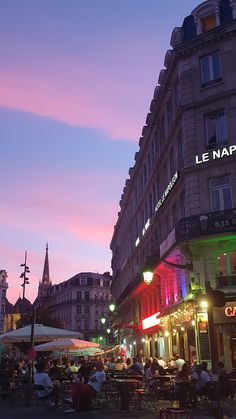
{"left": 142, "top": 219, "right": 150, "bottom": 236}
{"left": 142, "top": 312, "right": 160, "bottom": 330}
{"left": 135, "top": 237, "right": 140, "bottom": 247}
{"left": 195, "top": 145, "right": 236, "bottom": 165}
{"left": 155, "top": 172, "right": 178, "bottom": 213}
{"left": 225, "top": 306, "right": 236, "bottom": 317}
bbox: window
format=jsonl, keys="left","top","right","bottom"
{"left": 77, "top": 305, "right": 81, "bottom": 315}
{"left": 178, "top": 134, "right": 183, "bottom": 164}
{"left": 95, "top": 319, "right": 98, "bottom": 330}
{"left": 174, "top": 80, "right": 181, "bottom": 108}
{"left": 1, "top": 305, "right": 4, "bottom": 314}
{"left": 169, "top": 149, "right": 176, "bottom": 179}
{"left": 201, "top": 15, "right": 216, "bottom": 32}
{"left": 77, "top": 291, "right": 81, "bottom": 301}
{"left": 209, "top": 176, "right": 232, "bottom": 211}
{"left": 217, "top": 251, "right": 236, "bottom": 275}
{"left": 84, "top": 291, "right": 89, "bottom": 302}
{"left": 167, "top": 99, "right": 172, "bottom": 127}
{"left": 84, "top": 306, "right": 89, "bottom": 315}
{"left": 80, "top": 277, "right": 86, "bottom": 285}
{"left": 205, "top": 111, "right": 227, "bottom": 148}
{"left": 200, "top": 52, "right": 221, "bottom": 86}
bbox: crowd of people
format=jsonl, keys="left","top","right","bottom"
{"left": 0, "top": 352, "right": 235, "bottom": 412}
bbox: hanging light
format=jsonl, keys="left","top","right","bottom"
{"left": 143, "top": 270, "right": 153, "bottom": 285}
{"left": 109, "top": 303, "right": 116, "bottom": 313}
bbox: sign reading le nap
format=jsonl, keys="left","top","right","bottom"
{"left": 196, "top": 145, "right": 236, "bottom": 164}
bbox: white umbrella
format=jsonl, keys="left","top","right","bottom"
{"left": 0, "top": 324, "right": 83, "bottom": 344}
{"left": 52, "top": 347, "right": 103, "bottom": 358}
{"left": 34, "top": 338, "right": 100, "bottom": 352}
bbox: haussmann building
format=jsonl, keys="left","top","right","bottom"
{"left": 110, "top": 0, "right": 236, "bottom": 371}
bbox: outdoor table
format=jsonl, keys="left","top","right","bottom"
{"left": 114, "top": 378, "right": 142, "bottom": 410}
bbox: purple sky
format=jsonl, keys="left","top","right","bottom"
{"left": 0, "top": 0, "right": 201, "bottom": 303}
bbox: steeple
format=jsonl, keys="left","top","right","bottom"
{"left": 37, "top": 243, "right": 51, "bottom": 298}
{"left": 42, "top": 243, "right": 50, "bottom": 286}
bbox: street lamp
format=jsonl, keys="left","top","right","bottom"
{"left": 109, "top": 303, "right": 116, "bottom": 313}
{"left": 143, "top": 270, "right": 153, "bottom": 286}
{"left": 20, "top": 250, "right": 30, "bottom": 301}
{"left": 106, "top": 328, "right": 111, "bottom": 334}
{"left": 100, "top": 315, "right": 106, "bottom": 325}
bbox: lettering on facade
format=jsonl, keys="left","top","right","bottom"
{"left": 225, "top": 306, "right": 236, "bottom": 317}
{"left": 155, "top": 172, "right": 178, "bottom": 213}
{"left": 195, "top": 145, "right": 236, "bottom": 165}
{"left": 142, "top": 312, "right": 160, "bottom": 330}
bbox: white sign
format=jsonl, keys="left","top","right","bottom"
{"left": 155, "top": 172, "right": 178, "bottom": 212}
{"left": 196, "top": 145, "right": 236, "bottom": 165}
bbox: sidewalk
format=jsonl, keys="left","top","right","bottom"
{"left": 0, "top": 403, "right": 236, "bottom": 419}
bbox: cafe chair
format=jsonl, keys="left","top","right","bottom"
{"left": 33, "top": 384, "right": 54, "bottom": 407}
{"left": 159, "top": 407, "right": 192, "bottom": 419}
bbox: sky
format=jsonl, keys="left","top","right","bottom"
{"left": 0, "top": 0, "right": 201, "bottom": 304}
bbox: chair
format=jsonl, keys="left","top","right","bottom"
{"left": 135, "top": 387, "right": 159, "bottom": 411}
{"left": 160, "top": 407, "right": 192, "bottom": 418}
{"left": 33, "top": 384, "right": 52, "bottom": 406}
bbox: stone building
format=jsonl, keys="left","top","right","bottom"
{"left": 36, "top": 245, "right": 112, "bottom": 344}
{"left": 0, "top": 270, "right": 8, "bottom": 333}
{"left": 110, "top": 0, "right": 236, "bottom": 369}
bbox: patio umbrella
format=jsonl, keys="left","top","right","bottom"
{"left": 52, "top": 347, "right": 103, "bottom": 358}
{"left": 0, "top": 324, "right": 83, "bottom": 344}
{"left": 34, "top": 338, "right": 100, "bottom": 352}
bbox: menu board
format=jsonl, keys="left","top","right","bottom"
{"left": 199, "top": 332, "right": 210, "bottom": 360}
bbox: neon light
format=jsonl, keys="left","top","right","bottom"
{"left": 225, "top": 306, "right": 236, "bottom": 317}
{"left": 155, "top": 172, "right": 178, "bottom": 212}
{"left": 142, "top": 312, "right": 160, "bottom": 330}
{"left": 195, "top": 145, "right": 236, "bottom": 165}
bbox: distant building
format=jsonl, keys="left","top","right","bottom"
{"left": 0, "top": 270, "right": 8, "bottom": 332}
{"left": 36, "top": 245, "right": 112, "bottom": 344}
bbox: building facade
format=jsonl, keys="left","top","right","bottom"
{"left": 42, "top": 271, "right": 112, "bottom": 345}
{"left": 0, "top": 270, "right": 8, "bottom": 333}
{"left": 110, "top": 0, "right": 236, "bottom": 370}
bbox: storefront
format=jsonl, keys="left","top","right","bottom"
{"left": 214, "top": 302, "right": 236, "bottom": 371}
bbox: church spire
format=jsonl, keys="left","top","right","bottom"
{"left": 42, "top": 243, "right": 50, "bottom": 286}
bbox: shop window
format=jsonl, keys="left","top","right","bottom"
{"left": 209, "top": 176, "right": 232, "bottom": 211}
{"left": 218, "top": 251, "right": 236, "bottom": 276}
{"left": 205, "top": 111, "right": 227, "bottom": 149}
{"left": 200, "top": 51, "right": 221, "bottom": 86}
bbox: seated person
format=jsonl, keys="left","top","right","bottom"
{"left": 192, "top": 364, "right": 210, "bottom": 397}
{"left": 49, "top": 359, "right": 63, "bottom": 380}
{"left": 34, "top": 361, "right": 60, "bottom": 405}
{"left": 173, "top": 362, "right": 192, "bottom": 407}
{"left": 69, "top": 361, "right": 106, "bottom": 411}
{"left": 129, "top": 357, "right": 144, "bottom": 374}
{"left": 114, "top": 359, "right": 124, "bottom": 371}
{"left": 217, "top": 361, "right": 231, "bottom": 398}
{"left": 146, "top": 358, "right": 165, "bottom": 389}
{"left": 66, "top": 360, "right": 78, "bottom": 377}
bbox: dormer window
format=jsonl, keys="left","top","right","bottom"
{"left": 201, "top": 14, "right": 216, "bottom": 32}
{"left": 192, "top": 0, "right": 220, "bottom": 35}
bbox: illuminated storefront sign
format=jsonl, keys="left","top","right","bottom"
{"left": 225, "top": 306, "right": 236, "bottom": 317}
{"left": 195, "top": 145, "right": 236, "bottom": 165}
{"left": 142, "top": 312, "right": 160, "bottom": 330}
{"left": 155, "top": 172, "right": 178, "bottom": 213}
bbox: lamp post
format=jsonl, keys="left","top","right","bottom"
{"left": 20, "top": 250, "right": 30, "bottom": 301}
{"left": 20, "top": 250, "right": 30, "bottom": 324}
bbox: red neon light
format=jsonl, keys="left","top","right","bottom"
{"left": 142, "top": 312, "right": 160, "bottom": 330}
